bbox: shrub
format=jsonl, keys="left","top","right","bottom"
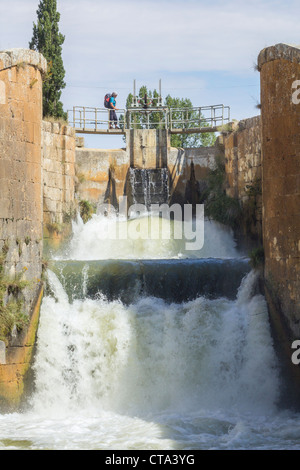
{"left": 79, "top": 200, "right": 96, "bottom": 224}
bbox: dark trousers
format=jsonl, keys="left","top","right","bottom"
{"left": 109, "top": 109, "right": 118, "bottom": 125}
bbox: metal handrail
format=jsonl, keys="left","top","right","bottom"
{"left": 169, "top": 105, "right": 230, "bottom": 130}
{"left": 126, "top": 106, "right": 169, "bottom": 130}
{"left": 67, "top": 104, "right": 230, "bottom": 133}
{"left": 68, "top": 106, "right": 127, "bottom": 131}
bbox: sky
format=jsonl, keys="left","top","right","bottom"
{"left": 1, "top": 0, "right": 300, "bottom": 148}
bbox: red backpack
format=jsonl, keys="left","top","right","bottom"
{"left": 104, "top": 93, "right": 111, "bottom": 108}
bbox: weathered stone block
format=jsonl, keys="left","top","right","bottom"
{"left": 0, "top": 342, "right": 6, "bottom": 365}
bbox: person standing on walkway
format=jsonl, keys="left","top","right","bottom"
{"left": 109, "top": 92, "right": 119, "bottom": 129}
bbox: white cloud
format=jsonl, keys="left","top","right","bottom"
{"left": 59, "top": 0, "right": 300, "bottom": 76}
{"left": 1, "top": 0, "right": 299, "bottom": 147}
{"left": 2, "top": 1, "right": 300, "bottom": 78}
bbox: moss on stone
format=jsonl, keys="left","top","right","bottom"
{"left": 79, "top": 199, "right": 96, "bottom": 224}
{"left": 0, "top": 258, "right": 31, "bottom": 345}
{"left": 203, "top": 155, "right": 242, "bottom": 228}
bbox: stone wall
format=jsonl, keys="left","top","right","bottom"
{"left": 75, "top": 147, "right": 129, "bottom": 207}
{"left": 258, "top": 43, "right": 300, "bottom": 340}
{"left": 223, "top": 116, "right": 262, "bottom": 241}
{"left": 42, "top": 120, "right": 77, "bottom": 247}
{"left": 0, "top": 49, "right": 47, "bottom": 408}
{"left": 168, "top": 145, "right": 220, "bottom": 206}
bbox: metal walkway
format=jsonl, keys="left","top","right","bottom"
{"left": 67, "top": 104, "right": 230, "bottom": 135}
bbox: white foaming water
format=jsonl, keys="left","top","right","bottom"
{"left": 1, "top": 269, "right": 299, "bottom": 450}
{"left": 1, "top": 216, "right": 300, "bottom": 450}
{"left": 63, "top": 213, "right": 239, "bottom": 260}
{"left": 33, "top": 270, "right": 278, "bottom": 417}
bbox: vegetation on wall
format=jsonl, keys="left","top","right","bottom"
{"left": 79, "top": 200, "right": 96, "bottom": 224}
{"left": 249, "top": 246, "right": 264, "bottom": 269}
{"left": 241, "top": 177, "right": 262, "bottom": 238}
{"left": 29, "top": 0, "right": 67, "bottom": 119}
{"left": 0, "top": 254, "right": 30, "bottom": 345}
{"left": 202, "top": 156, "right": 242, "bottom": 228}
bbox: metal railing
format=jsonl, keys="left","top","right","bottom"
{"left": 67, "top": 104, "right": 230, "bottom": 134}
{"left": 169, "top": 105, "right": 230, "bottom": 131}
{"left": 126, "top": 107, "right": 169, "bottom": 130}
{"left": 68, "top": 106, "right": 126, "bottom": 132}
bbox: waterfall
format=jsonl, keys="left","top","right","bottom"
{"left": 65, "top": 214, "right": 240, "bottom": 261}
{"left": 128, "top": 168, "right": 169, "bottom": 209}
{"left": 30, "top": 268, "right": 279, "bottom": 420}
{"left": 1, "top": 213, "right": 299, "bottom": 451}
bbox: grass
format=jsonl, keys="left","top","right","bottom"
{"left": 203, "top": 156, "right": 242, "bottom": 229}
{"left": 249, "top": 246, "right": 264, "bottom": 269}
{"left": 63, "top": 208, "right": 77, "bottom": 224}
{"left": 76, "top": 173, "right": 86, "bottom": 184}
{"left": 79, "top": 200, "right": 96, "bottom": 224}
{"left": 46, "top": 222, "right": 63, "bottom": 234}
{"left": 0, "top": 251, "right": 32, "bottom": 344}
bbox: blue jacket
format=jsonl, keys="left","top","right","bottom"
{"left": 109, "top": 96, "right": 116, "bottom": 108}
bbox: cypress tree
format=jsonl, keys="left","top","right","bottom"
{"left": 29, "top": 0, "right": 67, "bottom": 119}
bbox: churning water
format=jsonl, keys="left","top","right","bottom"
{"left": 0, "top": 214, "right": 300, "bottom": 450}
{"left": 65, "top": 213, "right": 240, "bottom": 260}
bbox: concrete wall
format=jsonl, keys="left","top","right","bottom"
{"left": 258, "top": 43, "right": 300, "bottom": 340}
{"left": 42, "top": 120, "right": 77, "bottom": 247}
{"left": 75, "top": 147, "right": 129, "bottom": 207}
{"left": 223, "top": 116, "right": 262, "bottom": 241}
{"left": 75, "top": 136, "right": 220, "bottom": 208}
{"left": 127, "top": 129, "right": 169, "bottom": 168}
{"left": 168, "top": 145, "right": 219, "bottom": 205}
{"left": 0, "top": 49, "right": 46, "bottom": 407}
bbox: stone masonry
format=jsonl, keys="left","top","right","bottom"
{"left": 0, "top": 49, "right": 47, "bottom": 407}
{"left": 223, "top": 116, "right": 262, "bottom": 241}
{"left": 258, "top": 43, "right": 300, "bottom": 339}
{"left": 42, "top": 120, "right": 77, "bottom": 247}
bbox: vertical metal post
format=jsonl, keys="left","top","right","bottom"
{"left": 73, "top": 107, "right": 76, "bottom": 128}
{"left": 133, "top": 79, "right": 137, "bottom": 107}
{"left": 159, "top": 79, "right": 162, "bottom": 106}
{"left": 95, "top": 108, "right": 97, "bottom": 131}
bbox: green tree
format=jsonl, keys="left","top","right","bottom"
{"left": 165, "top": 94, "right": 216, "bottom": 148}
{"left": 29, "top": 0, "right": 67, "bottom": 119}
{"left": 124, "top": 86, "right": 216, "bottom": 147}
{"left": 125, "top": 86, "right": 162, "bottom": 129}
